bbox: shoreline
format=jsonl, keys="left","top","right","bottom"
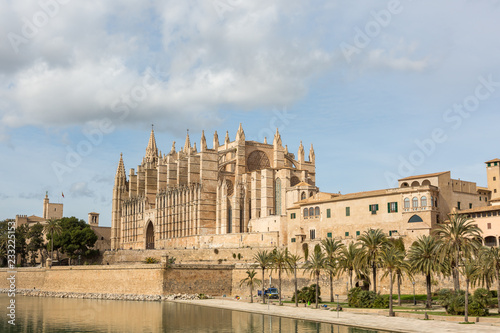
{"left": 3, "top": 289, "right": 499, "bottom": 332}
{"left": 172, "top": 298, "right": 500, "bottom": 333}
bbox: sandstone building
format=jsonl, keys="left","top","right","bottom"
{"left": 111, "top": 124, "right": 317, "bottom": 250}
{"left": 111, "top": 125, "right": 499, "bottom": 252}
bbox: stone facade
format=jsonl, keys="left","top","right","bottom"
{"left": 111, "top": 124, "right": 317, "bottom": 250}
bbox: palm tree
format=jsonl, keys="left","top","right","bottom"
{"left": 481, "top": 246, "right": 500, "bottom": 313}
{"left": 380, "top": 245, "right": 406, "bottom": 316}
{"left": 321, "top": 238, "right": 344, "bottom": 302}
{"left": 253, "top": 250, "right": 272, "bottom": 304}
{"left": 389, "top": 237, "right": 411, "bottom": 306}
{"left": 408, "top": 235, "right": 442, "bottom": 309}
{"left": 477, "top": 247, "right": 494, "bottom": 291}
{"left": 271, "top": 248, "right": 288, "bottom": 305}
{"left": 434, "top": 213, "right": 482, "bottom": 291}
{"left": 338, "top": 242, "right": 361, "bottom": 292}
{"left": 240, "top": 269, "right": 261, "bottom": 303}
{"left": 358, "top": 229, "right": 388, "bottom": 293}
{"left": 286, "top": 253, "right": 302, "bottom": 307}
{"left": 460, "top": 258, "right": 480, "bottom": 323}
{"left": 303, "top": 246, "right": 326, "bottom": 308}
{"left": 44, "top": 219, "right": 62, "bottom": 262}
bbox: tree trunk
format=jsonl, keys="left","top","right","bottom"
{"left": 426, "top": 274, "right": 432, "bottom": 309}
{"left": 397, "top": 273, "right": 402, "bottom": 306}
{"left": 315, "top": 272, "right": 319, "bottom": 309}
{"left": 497, "top": 268, "right": 500, "bottom": 314}
{"left": 349, "top": 269, "right": 353, "bottom": 290}
{"left": 262, "top": 268, "right": 266, "bottom": 304}
{"left": 389, "top": 271, "right": 394, "bottom": 317}
{"left": 465, "top": 279, "right": 469, "bottom": 323}
{"left": 278, "top": 267, "right": 282, "bottom": 305}
{"left": 294, "top": 267, "right": 298, "bottom": 307}
{"left": 454, "top": 251, "right": 460, "bottom": 291}
{"left": 330, "top": 272, "right": 333, "bottom": 303}
{"left": 250, "top": 284, "right": 254, "bottom": 303}
{"left": 372, "top": 262, "right": 377, "bottom": 293}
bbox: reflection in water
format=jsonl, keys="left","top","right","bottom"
{"left": 0, "top": 295, "right": 384, "bottom": 333}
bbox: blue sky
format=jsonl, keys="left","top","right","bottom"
{"left": 1, "top": 0, "right": 499, "bottom": 226}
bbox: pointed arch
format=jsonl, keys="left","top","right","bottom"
{"left": 145, "top": 221, "right": 155, "bottom": 249}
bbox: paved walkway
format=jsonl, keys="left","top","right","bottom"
{"left": 174, "top": 298, "right": 500, "bottom": 333}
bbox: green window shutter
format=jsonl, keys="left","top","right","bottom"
{"left": 327, "top": 232, "right": 332, "bottom": 238}
{"left": 395, "top": 202, "right": 398, "bottom": 213}
{"left": 376, "top": 204, "right": 379, "bottom": 211}
{"left": 356, "top": 231, "right": 360, "bottom": 236}
{"left": 346, "top": 207, "right": 350, "bottom": 216}
{"left": 345, "top": 232, "right": 349, "bottom": 237}
{"left": 327, "top": 209, "right": 331, "bottom": 218}
{"left": 389, "top": 231, "right": 392, "bottom": 236}
{"left": 388, "top": 203, "right": 391, "bottom": 213}
{"left": 369, "top": 205, "right": 372, "bottom": 211}
{"left": 291, "top": 238, "right": 296, "bottom": 243}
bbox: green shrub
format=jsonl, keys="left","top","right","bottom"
{"left": 472, "top": 288, "right": 492, "bottom": 309}
{"left": 438, "top": 289, "right": 490, "bottom": 316}
{"left": 292, "top": 284, "right": 321, "bottom": 304}
{"left": 348, "top": 287, "right": 388, "bottom": 309}
{"left": 145, "top": 257, "right": 158, "bottom": 264}
{"left": 469, "top": 301, "right": 488, "bottom": 316}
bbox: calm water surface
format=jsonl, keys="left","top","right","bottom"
{"left": 1, "top": 294, "right": 389, "bottom": 333}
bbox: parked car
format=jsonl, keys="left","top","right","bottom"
{"left": 258, "top": 287, "right": 279, "bottom": 299}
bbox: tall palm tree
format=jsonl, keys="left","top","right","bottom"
{"left": 253, "top": 250, "right": 272, "bottom": 304}
{"left": 460, "top": 258, "right": 480, "bottom": 323}
{"left": 408, "top": 235, "right": 442, "bottom": 309}
{"left": 240, "top": 269, "right": 261, "bottom": 303}
{"left": 303, "top": 246, "right": 326, "bottom": 308}
{"left": 389, "top": 237, "right": 411, "bottom": 306}
{"left": 338, "top": 242, "right": 361, "bottom": 291}
{"left": 434, "top": 213, "right": 482, "bottom": 291}
{"left": 271, "top": 248, "right": 288, "bottom": 305}
{"left": 358, "top": 229, "right": 388, "bottom": 293}
{"left": 286, "top": 253, "right": 302, "bottom": 307}
{"left": 44, "top": 219, "right": 62, "bottom": 262}
{"left": 477, "top": 247, "right": 494, "bottom": 291}
{"left": 321, "top": 238, "right": 344, "bottom": 302}
{"left": 481, "top": 246, "right": 500, "bottom": 313}
{"left": 380, "top": 245, "right": 406, "bottom": 316}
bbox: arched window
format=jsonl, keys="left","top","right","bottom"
{"left": 411, "top": 181, "right": 420, "bottom": 187}
{"left": 430, "top": 196, "right": 434, "bottom": 207}
{"left": 247, "top": 150, "right": 271, "bottom": 172}
{"left": 303, "top": 208, "right": 308, "bottom": 217}
{"left": 309, "top": 192, "right": 314, "bottom": 197}
{"left": 401, "top": 182, "right": 409, "bottom": 188}
{"left": 315, "top": 207, "right": 320, "bottom": 216}
{"left": 275, "top": 178, "right": 281, "bottom": 216}
{"left": 485, "top": 236, "right": 497, "bottom": 247}
{"left": 301, "top": 192, "right": 306, "bottom": 200}
{"left": 422, "top": 180, "right": 431, "bottom": 186}
{"left": 412, "top": 197, "right": 418, "bottom": 208}
{"left": 421, "top": 196, "right": 427, "bottom": 207}
{"left": 309, "top": 207, "right": 314, "bottom": 217}
{"left": 227, "top": 202, "right": 232, "bottom": 234}
{"left": 404, "top": 198, "right": 410, "bottom": 209}
{"left": 408, "top": 215, "right": 423, "bottom": 223}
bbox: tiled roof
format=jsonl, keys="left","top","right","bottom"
{"left": 459, "top": 205, "right": 500, "bottom": 214}
{"left": 485, "top": 158, "right": 500, "bottom": 164}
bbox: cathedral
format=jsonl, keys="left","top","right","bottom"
{"left": 111, "top": 124, "right": 317, "bottom": 250}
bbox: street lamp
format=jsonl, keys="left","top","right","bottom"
{"left": 412, "top": 281, "right": 416, "bottom": 305}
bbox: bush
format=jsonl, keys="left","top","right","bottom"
{"left": 348, "top": 287, "right": 388, "bottom": 309}
{"left": 292, "top": 284, "right": 321, "bottom": 304}
{"left": 145, "top": 257, "right": 158, "bottom": 264}
{"left": 437, "top": 289, "right": 490, "bottom": 316}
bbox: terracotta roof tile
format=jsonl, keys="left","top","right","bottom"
{"left": 486, "top": 158, "right": 500, "bottom": 164}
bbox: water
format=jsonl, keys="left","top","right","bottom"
{"left": 0, "top": 294, "right": 387, "bottom": 332}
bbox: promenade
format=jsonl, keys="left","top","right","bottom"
{"left": 176, "top": 298, "right": 500, "bottom": 333}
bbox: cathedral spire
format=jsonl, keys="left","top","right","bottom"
{"left": 236, "top": 123, "right": 245, "bottom": 141}
{"left": 200, "top": 130, "right": 207, "bottom": 152}
{"left": 145, "top": 125, "right": 158, "bottom": 162}
{"left": 309, "top": 143, "right": 315, "bottom": 163}
{"left": 116, "top": 153, "right": 126, "bottom": 178}
{"left": 224, "top": 130, "right": 230, "bottom": 145}
{"left": 273, "top": 128, "right": 282, "bottom": 148}
{"left": 213, "top": 131, "right": 219, "bottom": 149}
{"left": 169, "top": 141, "right": 176, "bottom": 155}
{"left": 298, "top": 141, "right": 305, "bottom": 163}
{"left": 183, "top": 129, "right": 191, "bottom": 153}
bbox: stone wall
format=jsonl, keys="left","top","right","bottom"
{"left": 0, "top": 264, "right": 233, "bottom": 296}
